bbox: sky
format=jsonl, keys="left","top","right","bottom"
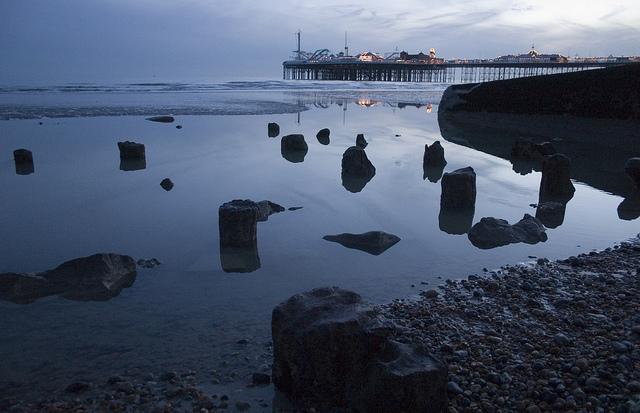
{"left": 1, "top": 0, "right": 639, "bottom": 84}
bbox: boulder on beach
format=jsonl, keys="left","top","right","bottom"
{"left": 0, "top": 254, "right": 137, "bottom": 304}
{"left": 272, "top": 287, "right": 448, "bottom": 412}
{"left": 117, "top": 141, "right": 145, "bottom": 160}
{"left": 146, "top": 115, "right": 174, "bottom": 123}
{"left": 468, "top": 214, "right": 547, "bottom": 249}
{"left": 316, "top": 128, "right": 330, "bottom": 145}
{"left": 356, "top": 133, "right": 368, "bottom": 148}
{"left": 281, "top": 134, "right": 308, "bottom": 163}
{"left": 441, "top": 167, "right": 476, "bottom": 210}
{"left": 539, "top": 154, "right": 575, "bottom": 203}
{"left": 625, "top": 158, "right": 640, "bottom": 190}
{"left": 256, "top": 200, "right": 285, "bottom": 222}
{"left": 268, "top": 122, "right": 280, "bottom": 138}
{"left": 160, "top": 178, "right": 174, "bottom": 191}
{"left": 322, "top": 231, "right": 400, "bottom": 255}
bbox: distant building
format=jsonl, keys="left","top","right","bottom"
{"left": 495, "top": 47, "right": 568, "bottom": 63}
{"left": 398, "top": 48, "right": 444, "bottom": 64}
{"left": 357, "top": 52, "right": 384, "bottom": 62}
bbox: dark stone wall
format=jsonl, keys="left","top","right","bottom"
{"left": 439, "top": 63, "right": 640, "bottom": 120}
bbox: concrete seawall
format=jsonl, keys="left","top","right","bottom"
{"left": 439, "top": 63, "right": 640, "bottom": 120}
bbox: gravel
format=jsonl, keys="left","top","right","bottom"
{"left": 382, "top": 237, "right": 640, "bottom": 412}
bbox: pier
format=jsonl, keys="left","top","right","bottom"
{"left": 282, "top": 61, "right": 625, "bottom": 83}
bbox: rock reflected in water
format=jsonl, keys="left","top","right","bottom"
{"left": 268, "top": 122, "right": 280, "bottom": 138}
{"left": 341, "top": 146, "right": 376, "bottom": 193}
{"left": 536, "top": 201, "right": 567, "bottom": 229}
{"left": 218, "top": 200, "right": 261, "bottom": 273}
{"left": 323, "top": 231, "right": 400, "bottom": 255}
{"left": 13, "top": 149, "right": 34, "bottom": 175}
{"left": 539, "top": 154, "right": 575, "bottom": 204}
{"left": 423, "top": 141, "right": 447, "bottom": 183}
{"left": 0, "top": 254, "right": 137, "bottom": 304}
{"left": 118, "top": 141, "right": 146, "bottom": 171}
{"left": 120, "top": 159, "right": 147, "bottom": 171}
{"left": 281, "top": 134, "right": 308, "bottom": 163}
{"left": 316, "top": 128, "right": 330, "bottom": 145}
{"left": 438, "top": 207, "right": 475, "bottom": 235}
{"left": 618, "top": 193, "right": 640, "bottom": 221}
{"left": 146, "top": 115, "right": 174, "bottom": 123}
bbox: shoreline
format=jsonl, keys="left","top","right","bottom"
{"left": 3, "top": 237, "right": 639, "bottom": 412}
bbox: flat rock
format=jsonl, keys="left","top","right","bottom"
{"left": 468, "top": 214, "right": 547, "bottom": 249}
{"left": 323, "top": 231, "right": 400, "bottom": 255}
{"left": 0, "top": 254, "right": 137, "bottom": 304}
{"left": 146, "top": 115, "right": 174, "bottom": 123}
{"left": 256, "top": 200, "right": 285, "bottom": 222}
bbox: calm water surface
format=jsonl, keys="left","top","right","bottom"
{"left": 0, "top": 83, "right": 638, "bottom": 403}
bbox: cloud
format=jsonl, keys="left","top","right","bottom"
{"left": 0, "top": 0, "right": 639, "bottom": 83}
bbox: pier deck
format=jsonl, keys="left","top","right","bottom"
{"left": 283, "top": 60, "right": 626, "bottom": 83}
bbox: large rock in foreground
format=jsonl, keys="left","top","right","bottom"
{"left": 0, "top": 254, "right": 137, "bottom": 304}
{"left": 323, "top": 231, "right": 400, "bottom": 255}
{"left": 272, "top": 287, "right": 448, "bottom": 412}
{"left": 468, "top": 214, "right": 547, "bottom": 249}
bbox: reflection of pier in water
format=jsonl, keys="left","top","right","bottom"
{"left": 290, "top": 93, "right": 436, "bottom": 125}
